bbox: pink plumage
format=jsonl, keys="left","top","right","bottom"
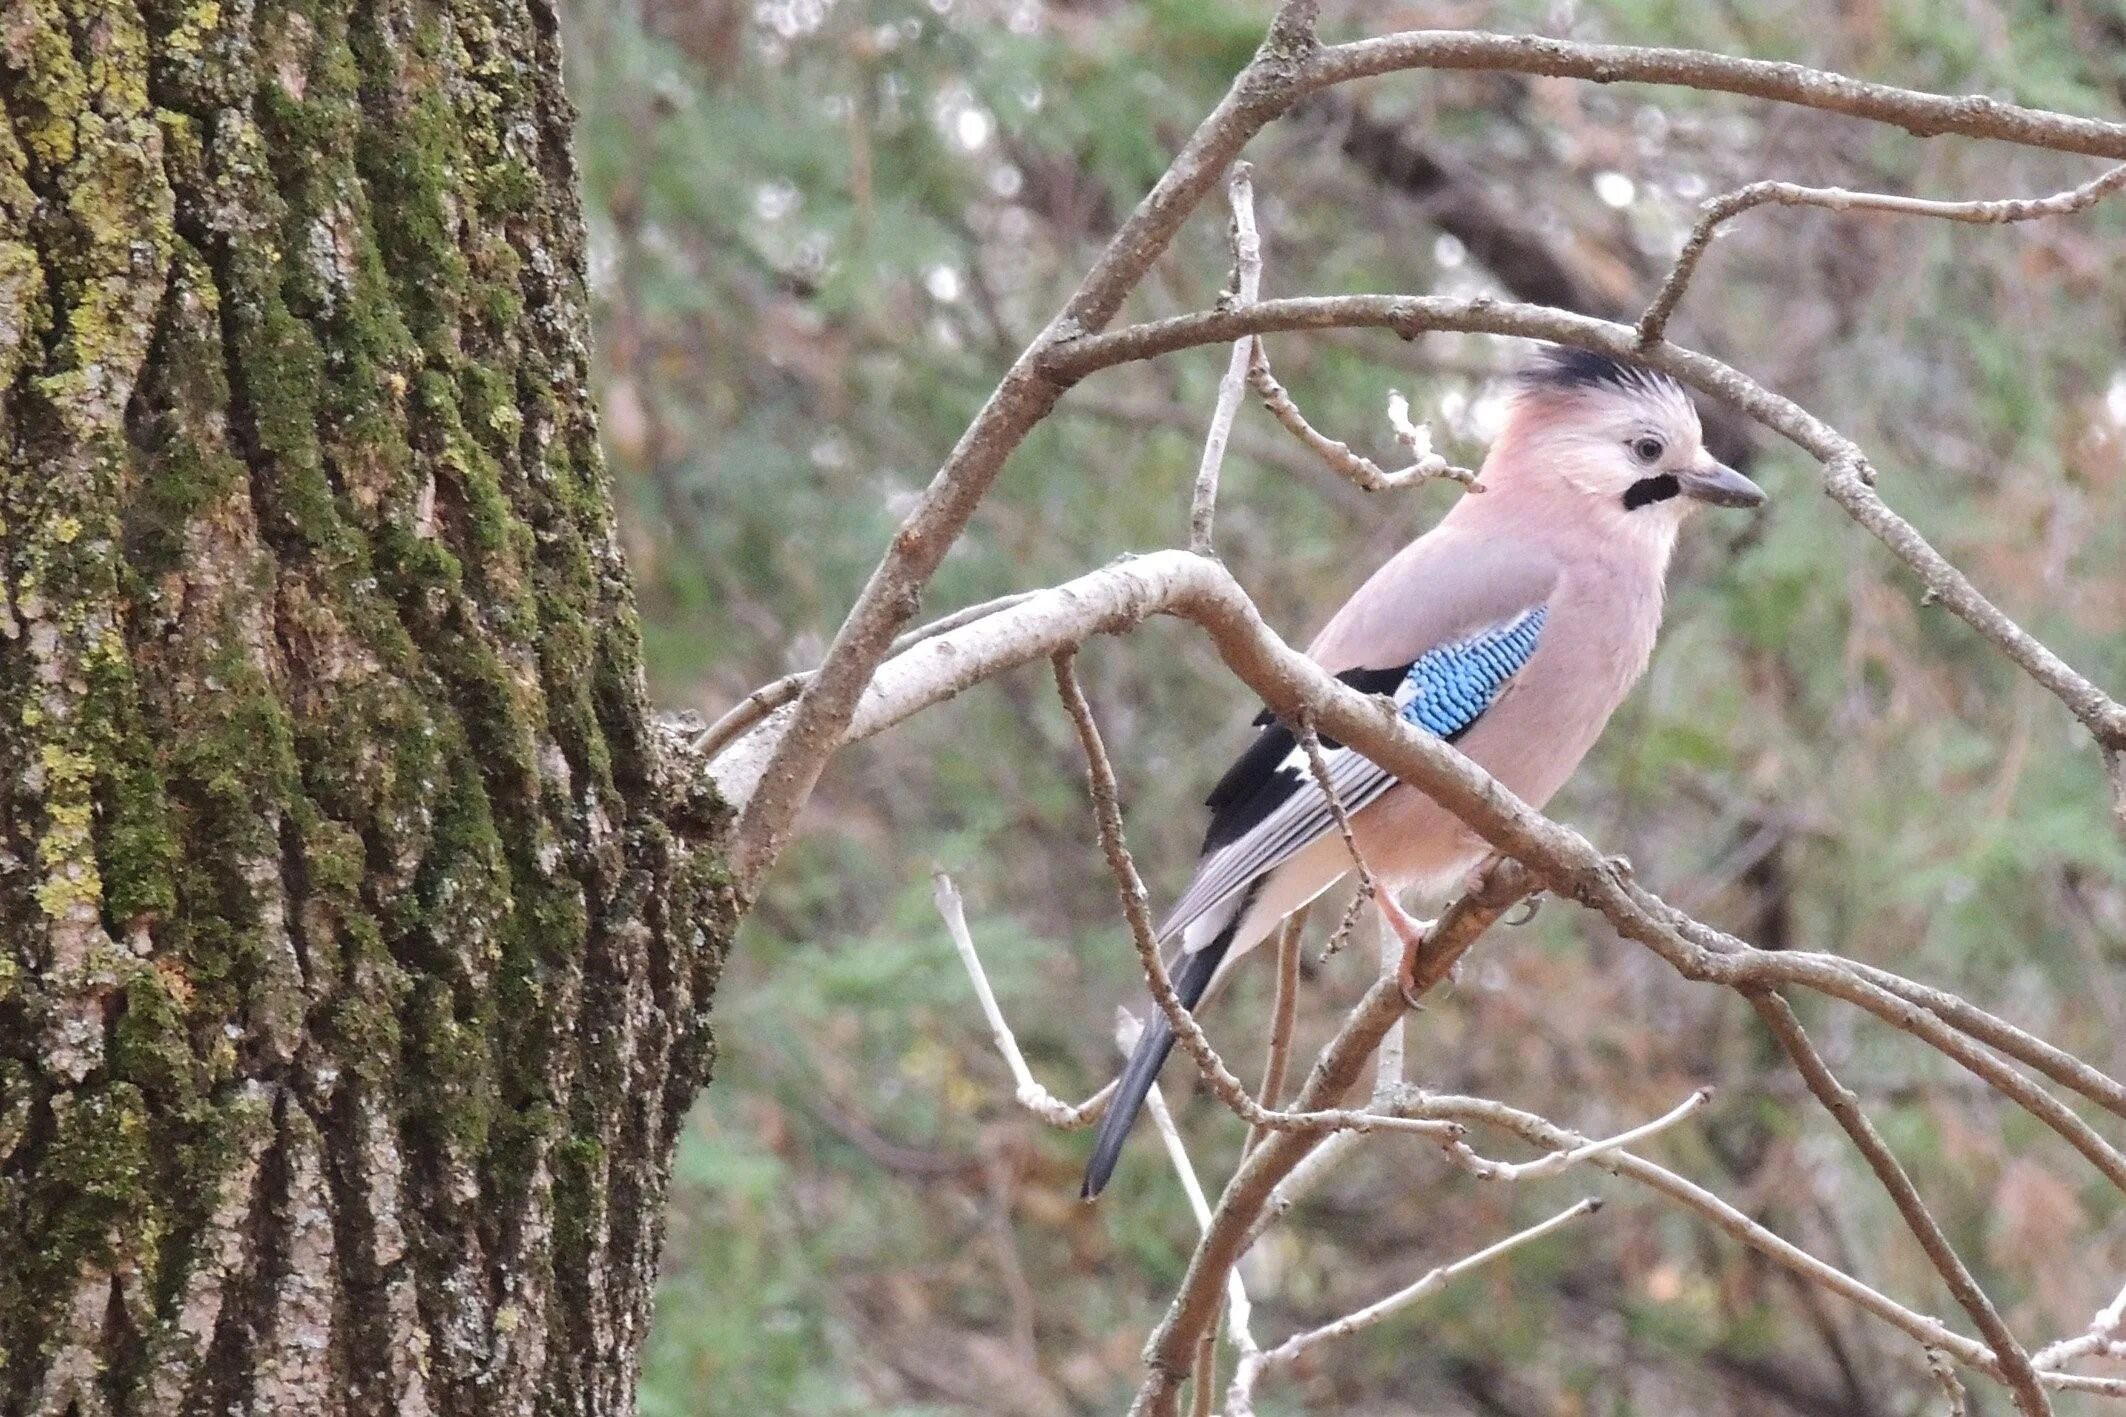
{"left": 1082, "top": 348, "right": 1765, "bottom": 1199}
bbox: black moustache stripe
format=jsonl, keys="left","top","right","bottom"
{"left": 1622, "top": 473, "right": 1680, "bottom": 510}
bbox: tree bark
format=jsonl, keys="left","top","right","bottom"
{"left": 0, "top": 3, "right": 733, "bottom": 1413}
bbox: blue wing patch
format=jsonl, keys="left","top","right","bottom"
{"left": 1397, "top": 605, "right": 1548, "bottom": 740}
{"left": 1162, "top": 604, "right": 1549, "bottom": 940}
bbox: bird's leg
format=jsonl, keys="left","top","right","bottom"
{"left": 1378, "top": 892, "right": 1437, "bottom": 1005}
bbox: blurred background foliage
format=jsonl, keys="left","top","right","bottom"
{"left": 558, "top": 0, "right": 2126, "bottom": 1410}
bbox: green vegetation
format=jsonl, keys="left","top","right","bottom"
{"left": 575, "top": 1, "right": 2126, "bottom": 1412}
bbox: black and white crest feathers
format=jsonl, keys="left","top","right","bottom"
{"left": 1517, "top": 346, "right": 1687, "bottom": 405}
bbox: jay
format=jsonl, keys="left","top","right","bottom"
{"left": 1081, "top": 347, "right": 1765, "bottom": 1199}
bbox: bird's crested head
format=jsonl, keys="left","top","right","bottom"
{"left": 1483, "top": 347, "right": 1765, "bottom": 520}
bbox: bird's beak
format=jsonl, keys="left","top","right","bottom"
{"left": 1677, "top": 459, "right": 1766, "bottom": 509}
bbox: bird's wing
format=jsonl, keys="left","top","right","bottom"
{"left": 1306, "top": 525, "right": 1558, "bottom": 675}
{"left": 1159, "top": 598, "right": 1551, "bottom": 942}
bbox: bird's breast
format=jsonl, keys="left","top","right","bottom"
{"left": 1349, "top": 563, "right": 1664, "bottom": 894}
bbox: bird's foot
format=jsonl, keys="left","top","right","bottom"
{"left": 1380, "top": 895, "right": 1438, "bottom": 1007}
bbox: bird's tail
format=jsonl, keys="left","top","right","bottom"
{"left": 1080, "top": 928, "right": 1232, "bottom": 1201}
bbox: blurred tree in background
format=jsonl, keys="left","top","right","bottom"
{"left": 562, "top": 1, "right": 2126, "bottom": 1411}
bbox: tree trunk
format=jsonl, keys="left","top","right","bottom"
{"left": 0, "top": 2, "right": 732, "bottom": 1413}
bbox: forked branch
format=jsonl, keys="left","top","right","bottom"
{"left": 1638, "top": 164, "right": 2126, "bottom": 343}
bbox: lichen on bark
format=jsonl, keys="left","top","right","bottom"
{"left": 0, "top": 2, "right": 732, "bottom": 1412}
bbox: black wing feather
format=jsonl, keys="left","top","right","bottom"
{"left": 1199, "top": 665, "right": 1406, "bottom": 855}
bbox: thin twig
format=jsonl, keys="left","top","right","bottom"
{"left": 699, "top": 591, "right": 1039, "bottom": 760}
{"left": 1405, "top": 1090, "right": 1999, "bottom": 1372}
{"left": 1638, "top": 164, "right": 2126, "bottom": 343}
{"left": 1373, "top": 912, "right": 1406, "bottom": 1104}
{"left": 934, "top": 872, "right": 1115, "bottom": 1129}
{"left": 2107, "top": 747, "right": 2126, "bottom": 840}
{"left": 1191, "top": 163, "right": 1263, "bottom": 554}
{"left": 1238, "top": 1197, "right": 1600, "bottom": 1389}
{"left": 1051, "top": 651, "right": 1458, "bottom": 1144}
{"left": 1117, "top": 1011, "right": 1257, "bottom": 1356}
{"left": 1318, "top": 890, "right": 1369, "bottom": 964}
{"left": 1929, "top": 1348, "right": 1970, "bottom": 1416}
{"left": 1451, "top": 1087, "right": 1713, "bottom": 1181}
{"left": 1134, "top": 864, "right": 1532, "bottom": 1415}
{"left": 1247, "top": 341, "right": 1481, "bottom": 492}
{"left": 1750, "top": 990, "right": 2051, "bottom": 1417}
{"left": 1294, "top": 720, "right": 1381, "bottom": 952}
{"left": 1300, "top": 32, "right": 2126, "bottom": 159}
{"left": 1243, "top": 913, "right": 1307, "bottom": 1161}
{"left": 2047, "top": 1374, "right": 2126, "bottom": 1397}
{"left": 2034, "top": 1279, "right": 2126, "bottom": 1372}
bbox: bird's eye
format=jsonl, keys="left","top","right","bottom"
{"left": 1630, "top": 435, "right": 1666, "bottom": 464}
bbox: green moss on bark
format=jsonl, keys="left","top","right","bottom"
{"left": 1, "top": 0, "right": 732, "bottom": 1409}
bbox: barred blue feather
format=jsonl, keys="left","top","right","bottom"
{"left": 1158, "top": 603, "right": 1549, "bottom": 940}
{"left": 1398, "top": 606, "right": 1549, "bottom": 740}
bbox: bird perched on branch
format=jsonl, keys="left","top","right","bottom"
{"left": 1081, "top": 347, "right": 1765, "bottom": 1199}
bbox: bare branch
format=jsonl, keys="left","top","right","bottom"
{"left": 2049, "top": 1373, "right": 2126, "bottom": 1398}
{"left": 1191, "top": 163, "right": 1263, "bottom": 554}
{"left": 1371, "top": 912, "right": 1407, "bottom": 1104}
{"left": 699, "top": 591, "right": 1040, "bottom": 760}
{"left": 1451, "top": 1087, "right": 1713, "bottom": 1182}
{"left": 1133, "top": 867, "right": 1532, "bottom": 1415}
{"left": 1232, "top": 1196, "right": 1601, "bottom": 1401}
{"left": 1929, "top": 1349, "right": 1971, "bottom": 1417}
{"left": 726, "top": 0, "right": 1323, "bottom": 892}
{"left": 1039, "top": 296, "right": 2126, "bottom": 769}
{"left": 2034, "top": 1279, "right": 2126, "bottom": 1373}
{"left": 1750, "top": 990, "right": 2051, "bottom": 1417}
{"left": 1051, "top": 651, "right": 1459, "bottom": 1145}
{"left": 934, "top": 872, "right": 1115, "bottom": 1130}
{"left": 1247, "top": 342, "right": 1481, "bottom": 492}
{"left": 729, "top": 551, "right": 2122, "bottom": 1171}
{"left": 1402, "top": 1090, "right": 2000, "bottom": 1375}
{"left": 1717, "top": 951, "right": 2126, "bottom": 1190}
{"left": 1116, "top": 1011, "right": 1258, "bottom": 1358}
{"left": 1190, "top": 1332, "right": 1216, "bottom": 1417}
{"left": 726, "top": 10, "right": 2126, "bottom": 894}
{"left": 693, "top": 672, "right": 811, "bottom": 765}
{"left": 1300, "top": 33, "right": 2126, "bottom": 159}
{"left": 1242, "top": 914, "right": 1306, "bottom": 1161}
{"left": 1295, "top": 719, "right": 1379, "bottom": 904}
{"left": 1639, "top": 164, "right": 2126, "bottom": 343}
{"left": 1317, "top": 889, "right": 1370, "bottom": 964}
{"left": 2108, "top": 747, "right": 2126, "bottom": 839}
{"left": 1832, "top": 956, "right": 2126, "bottom": 1122}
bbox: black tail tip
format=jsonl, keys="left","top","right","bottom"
{"left": 1080, "top": 1150, "right": 1119, "bottom": 1202}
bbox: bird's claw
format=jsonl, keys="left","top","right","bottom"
{"left": 1381, "top": 896, "right": 1435, "bottom": 1005}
